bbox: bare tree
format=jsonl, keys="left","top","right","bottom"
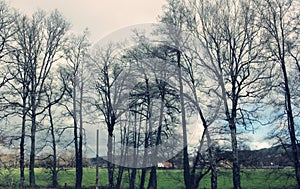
{"left": 5, "top": 37, "right": 30, "bottom": 189}
{"left": 255, "top": 0, "right": 300, "bottom": 187}
{"left": 10, "top": 10, "right": 69, "bottom": 186}
{"left": 179, "top": 46, "right": 222, "bottom": 189}
{"left": 63, "top": 30, "right": 90, "bottom": 189}
{"left": 90, "top": 43, "right": 128, "bottom": 188}
{"left": 157, "top": 1, "right": 224, "bottom": 188}
{"left": 157, "top": 1, "right": 194, "bottom": 188}
{"left": 189, "top": 0, "right": 272, "bottom": 188}
{"left": 0, "top": 3, "right": 27, "bottom": 187}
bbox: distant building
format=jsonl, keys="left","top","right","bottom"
{"left": 158, "top": 162, "right": 172, "bottom": 168}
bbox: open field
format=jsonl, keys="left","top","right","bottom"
{"left": 0, "top": 168, "right": 297, "bottom": 189}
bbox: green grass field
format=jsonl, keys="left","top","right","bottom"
{"left": 0, "top": 168, "right": 297, "bottom": 188}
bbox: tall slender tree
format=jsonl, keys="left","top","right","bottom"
{"left": 180, "top": 48, "right": 221, "bottom": 189}
{"left": 256, "top": 0, "right": 300, "bottom": 187}
{"left": 64, "top": 30, "right": 90, "bottom": 189}
{"left": 0, "top": 2, "right": 24, "bottom": 186}
{"left": 158, "top": 1, "right": 194, "bottom": 187}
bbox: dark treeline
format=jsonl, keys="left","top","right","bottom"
{"left": 0, "top": 0, "right": 299, "bottom": 189}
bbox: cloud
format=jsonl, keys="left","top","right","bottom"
{"left": 250, "top": 141, "right": 272, "bottom": 150}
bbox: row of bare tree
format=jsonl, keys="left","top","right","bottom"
{"left": 0, "top": 0, "right": 299, "bottom": 189}
{"left": 159, "top": 0, "right": 300, "bottom": 188}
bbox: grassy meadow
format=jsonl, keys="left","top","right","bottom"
{"left": 0, "top": 168, "right": 297, "bottom": 188}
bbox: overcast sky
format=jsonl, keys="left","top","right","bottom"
{"left": 8, "top": 0, "right": 166, "bottom": 42}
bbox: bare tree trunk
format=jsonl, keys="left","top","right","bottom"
{"left": 223, "top": 90, "right": 241, "bottom": 189}
{"left": 49, "top": 105, "right": 58, "bottom": 188}
{"left": 96, "top": 130, "right": 99, "bottom": 189}
{"left": 190, "top": 142, "right": 203, "bottom": 189}
{"left": 140, "top": 133, "right": 149, "bottom": 189}
{"left": 140, "top": 77, "right": 151, "bottom": 189}
{"left": 177, "top": 50, "right": 191, "bottom": 189}
{"left": 148, "top": 166, "right": 157, "bottom": 189}
{"left": 130, "top": 111, "right": 139, "bottom": 189}
{"left": 29, "top": 88, "right": 36, "bottom": 187}
{"left": 19, "top": 81, "right": 28, "bottom": 188}
{"left": 116, "top": 126, "right": 126, "bottom": 189}
{"left": 107, "top": 130, "right": 114, "bottom": 189}
{"left": 281, "top": 59, "right": 300, "bottom": 187}
{"left": 230, "top": 125, "right": 240, "bottom": 189}
{"left": 19, "top": 106, "right": 26, "bottom": 188}
{"left": 72, "top": 76, "right": 81, "bottom": 189}
{"left": 29, "top": 116, "right": 36, "bottom": 186}
{"left": 130, "top": 169, "right": 137, "bottom": 189}
{"left": 148, "top": 83, "right": 165, "bottom": 189}
{"left": 139, "top": 168, "right": 147, "bottom": 189}
{"left": 140, "top": 132, "right": 149, "bottom": 189}
{"left": 207, "top": 132, "right": 217, "bottom": 189}
{"left": 77, "top": 73, "right": 84, "bottom": 188}
{"left": 116, "top": 166, "right": 124, "bottom": 189}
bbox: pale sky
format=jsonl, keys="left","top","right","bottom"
{"left": 8, "top": 0, "right": 166, "bottom": 42}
